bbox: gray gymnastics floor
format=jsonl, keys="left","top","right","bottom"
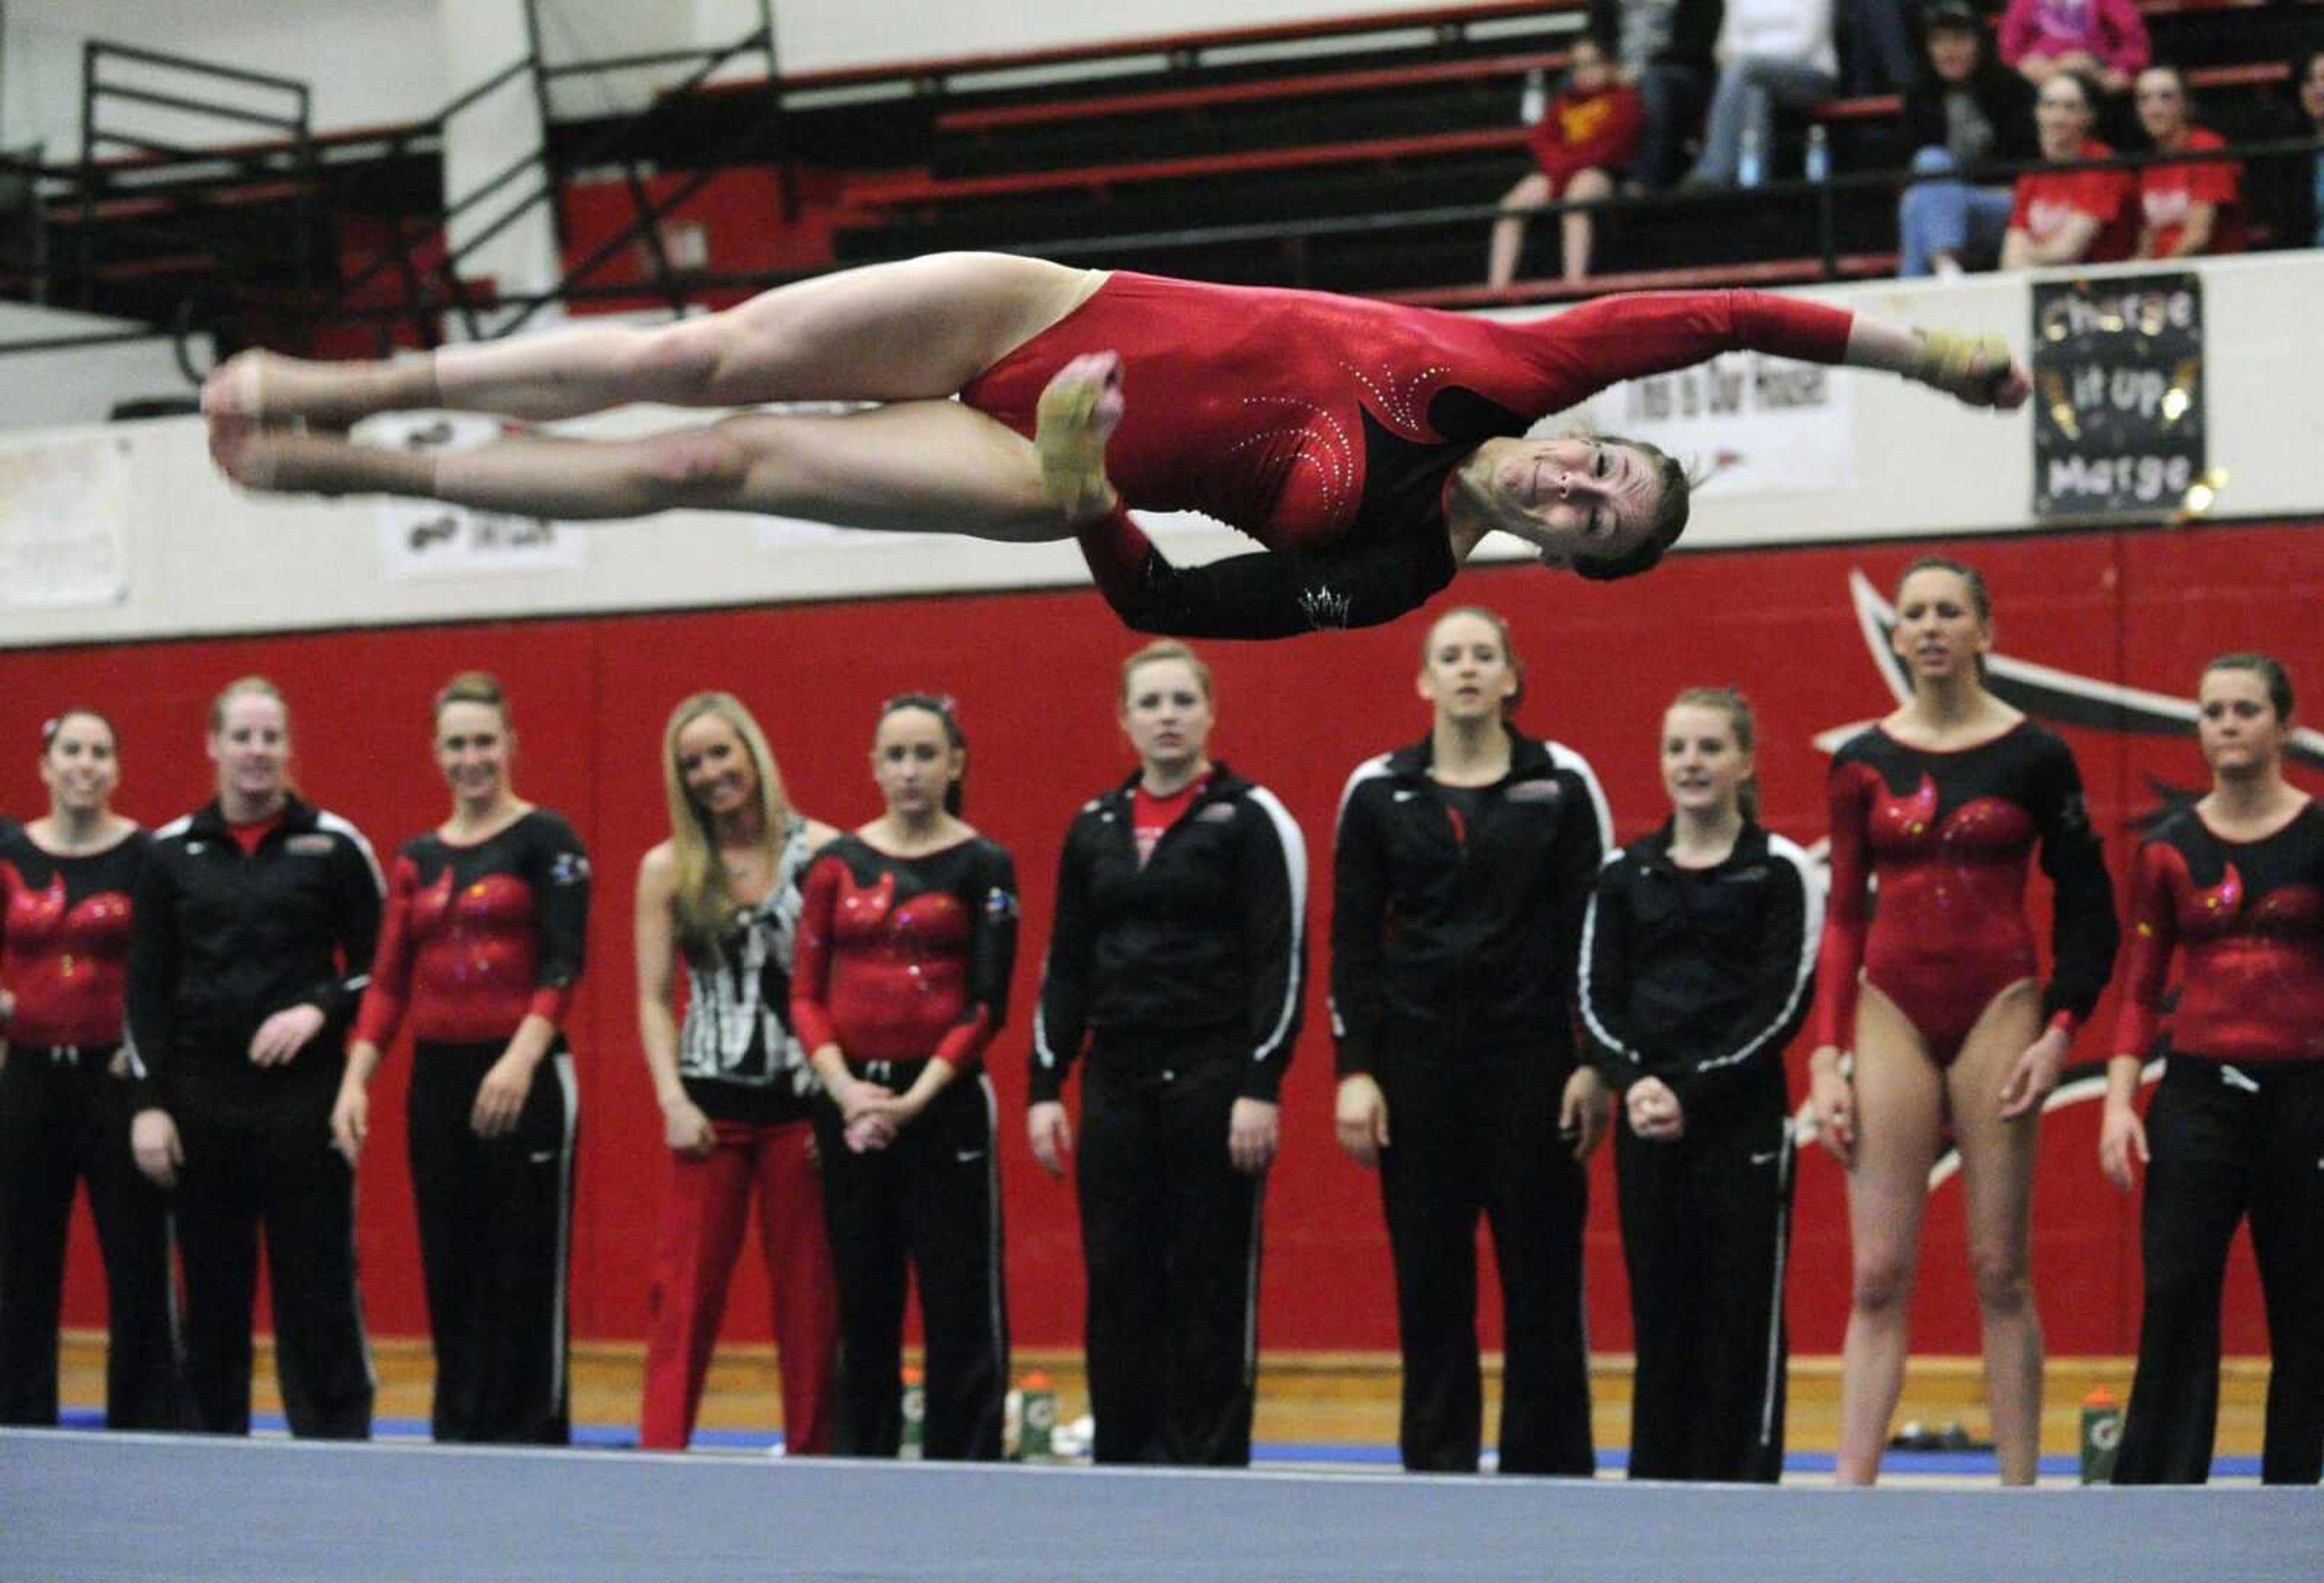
{"left": 2, "top": 1431, "right": 2316, "bottom": 1582}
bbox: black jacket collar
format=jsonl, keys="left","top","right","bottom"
{"left": 188, "top": 793, "right": 318, "bottom": 842}
{"left": 1382, "top": 726, "right": 1551, "bottom": 785}
{"left": 1630, "top": 816, "right": 1768, "bottom": 875}
{"left": 1098, "top": 762, "right": 1251, "bottom": 811}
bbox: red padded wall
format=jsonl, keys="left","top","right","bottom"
{"left": 5, "top": 520, "right": 2316, "bottom": 1360}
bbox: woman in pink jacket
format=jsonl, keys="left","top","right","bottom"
{"left": 1998, "top": 0, "right": 2149, "bottom": 97}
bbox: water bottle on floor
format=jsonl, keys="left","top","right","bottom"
{"left": 2079, "top": 1386, "right": 2123, "bottom": 1483}
{"left": 1017, "top": 1372, "right": 1057, "bottom": 1462}
{"left": 901, "top": 1365, "right": 926, "bottom": 1461}
{"left": 1738, "top": 122, "right": 1765, "bottom": 189}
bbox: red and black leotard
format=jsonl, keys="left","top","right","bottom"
{"left": 1813, "top": 721, "right": 2119, "bottom": 1064}
{"left": 0, "top": 822, "right": 146, "bottom": 1050}
{"left": 2115, "top": 801, "right": 2324, "bottom": 1066}
{"left": 352, "top": 810, "right": 591, "bottom": 1051}
{"left": 790, "top": 834, "right": 1018, "bottom": 1073}
{"left": 959, "top": 277, "right": 1856, "bottom": 637}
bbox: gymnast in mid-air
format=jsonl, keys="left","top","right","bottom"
{"left": 205, "top": 252, "right": 2029, "bottom": 638}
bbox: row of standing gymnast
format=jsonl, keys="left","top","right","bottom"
{"left": 2, "top": 560, "right": 2314, "bottom": 1481}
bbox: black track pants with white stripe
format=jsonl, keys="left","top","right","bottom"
{"left": 1375, "top": 1038, "right": 1594, "bottom": 1476}
{"left": 1075, "top": 1042, "right": 1263, "bottom": 1466}
{"left": 1614, "top": 1103, "right": 1791, "bottom": 1483}
{"left": 407, "top": 1040, "right": 577, "bottom": 1444}
{"left": 815, "top": 1070, "right": 1008, "bottom": 1460}
{"left": 171, "top": 1063, "right": 373, "bottom": 1439}
{"left": 2114, "top": 1057, "right": 2324, "bottom": 1486}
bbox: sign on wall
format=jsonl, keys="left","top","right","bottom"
{"left": 1575, "top": 355, "right": 1859, "bottom": 495}
{"left": 2030, "top": 273, "right": 2207, "bottom": 519}
{"left": 0, "top": 433, "right": 131, "bottom": 609}
{"left": 372, "top": 415, "right": 587, "bottom": 580}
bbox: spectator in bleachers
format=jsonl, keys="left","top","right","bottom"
{"left": 2130, "top": 64, "right": 2243, "bottom": 259}
{"left": 1590, "top": 0, "right": 1722, "bottom": 190}
{"left": 1999, "top": 69, "right": 2135, "bottom": 267}
{"left": 2282, "top": 48, "right": 2323, "bottom": 248}
{"left": 1841, "top": 0, "right": 1925, "bottom": 97}
{"left": 1683, "top": 0, "right": 1842, "bottom": 189}
{"left": 1897, "top": 1, "right": 2038, "bottom": 276}
{"left": 1489, "top": 35, "right": 1645, "bottom": 288}
{"left": 1996, "top": 0, "right": 2147, "bottom": 97}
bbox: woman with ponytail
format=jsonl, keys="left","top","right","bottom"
{"left": 1577, "top": 687, "right": 1820, "bottom": 1481}
{"left": 791, "top": 695, "right": 1019, "bottom": 1459}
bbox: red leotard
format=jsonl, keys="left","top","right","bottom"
{"left": 0, "top": 825, "right": 146, "bottom": 1049}
{"left": 352, "top": 810, "right": 591, "bottom": 1049}
{"left": 1813, "top": 721, "right": 2119, "bottom": 1065}
{"left": 963, "top": 277, "right": 1850, "bottom": 556}
{"left": 2114, "top": 801, "right": 2324, "bottom": 1066}
{"left": 790, "top": 834, "right": 1017, "bottom": 1073}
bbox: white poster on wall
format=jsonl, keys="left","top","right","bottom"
{"left": 370, "top": 415, "right": 588, "bottom": 580}
{"left": 0, "top": 432, "right": 132, "bottom": 608}
{"left": 1575, "top": 356, "right": 1859, "bottom": 496}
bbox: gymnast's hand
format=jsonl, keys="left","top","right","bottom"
{"left": 1625, "top": 1076, "right": 1686, "bottom": 1142}
{"left": 1227, "top": 1098, "right": 1279, "bottom": 1177}
{"left": 1027, "top": 1101, "right": 1074, "bottom": 1178}
{"left": 1912, "top": 329, "right": 2030, "bottom": 411}
{"left": 132, "top": 1108, "right": 183, "bottom": 1190}
{"left": 1559, "top": 1066, "right": 1610, "bottom": 1161}
{"left": 661, "top": 1095, "right": 717, "bottom": 1159}
{"left": 330, "top": 1078, "right": 370, "bottom": 1165}
{"left": 2098, "top": 1096, "right": 2149, "bottom": 1191}
{"left": 1808, "top": 1047, "right": 1855, "bottom": 1167}
{"left": 249, "top": 1003, "right": 326, "bottom": 1066}
{"left": 1997, "top": 1024, "right": 2069, "bottom": 1119}
{"left": 1334, "top": 1075, "right": 1390, "bottom": 1169}
{"left": 1034, "top": 351, "right": 1126, "bottom": 523}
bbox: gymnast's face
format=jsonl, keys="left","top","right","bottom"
{"left": 1416, "top": 612, "right": 1517, "bottom": 725}
{"left": 1120, "top": 658, "right": 1215, "bottom": 778}
{"left": 2303, "top": 54, "right": 2324, "bottom": 130}
{"left": 1487, "top": 436, "right": 1661, "bottom": 571}
{"left": 208, "top": 692, "right": 289, "bottom": 807}
{"left": 1891, "top": 568, "right": 1991, "bottom": 684}
{"left": 1661, "top": 704, "right": 1750, "bottom": 821}
{"left": 675, "top": 713, "right": 759, "bottom": 819}
{"left": 872, "top": 707, "right": 961, "bottom": 820}
{"left": 41, "top": 713, "right": 120, "bottom": 818}
{"left": 2196, "top": 668, "right": 2287, "bottom": 781}
{"left": 435, "top": 700, "right": 513, "bottom": 810}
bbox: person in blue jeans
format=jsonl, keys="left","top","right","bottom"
{"left": 1896, "top": 2, "right": 2038, "bottom": 276}
{"left": 1684, "top": 0, "right": 1839, "bottom": 188}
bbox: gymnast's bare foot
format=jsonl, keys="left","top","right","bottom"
{"left": 1035, "top": 350, "right": 1125, "bottom": 523}
{"left": 202, "top": 347, "right": 432, "bottom": 429}
{"left": 207, "top": 416, "right": 358, "bottom": 495}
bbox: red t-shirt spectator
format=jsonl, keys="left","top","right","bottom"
{"left": 2138, "top": 126, "right": 2242, "bottom": 257}
{"left": 1528, "top": 82, "right": 1644, "bottom": 192}
{"left": 2009, "top": 137, "right": 2136, "bottom": 262}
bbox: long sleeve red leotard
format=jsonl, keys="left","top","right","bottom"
{"left": 959, "top": 278, "right": 1855, "bottom": 637}
{"left": 1811, "top": 721, "right": 2119, "bottom": 1066}
{"left": 2113, "top": 801, "right": 2324, "bottom": 1066}
{"left": 790, "top": 835, "right": 1019, "bottom": 1075}
{"left": 351, "top": 810, "right": 591, "bottom": 1050}
{"left": 0, "top": 825, "right": 146, "bottom": 1049}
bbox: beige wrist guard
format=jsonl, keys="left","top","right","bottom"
{"left": 1035, "top": 375, "right": 1120, "bottom": 522}
{"left": 1912, "top": 328, "right": 2010, "bottom": 401}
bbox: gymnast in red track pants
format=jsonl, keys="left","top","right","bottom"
{"left": 2102, "top": 653, "right": 2324, "bottom": 1486}
{"left": 0, "top": 712, "right": 185, "bottom": 1429}
{"left": 336, "top": 673, "right": 589, "bottom": 1445}
{"left": 793, "top": 696, "right": 1017, "bottom": 1462}
{"left": 634, "top": 692, "right": 841, "bottom": 1454}
{"left": 205, "top": 257, "right": 2027, "bottom": 636}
